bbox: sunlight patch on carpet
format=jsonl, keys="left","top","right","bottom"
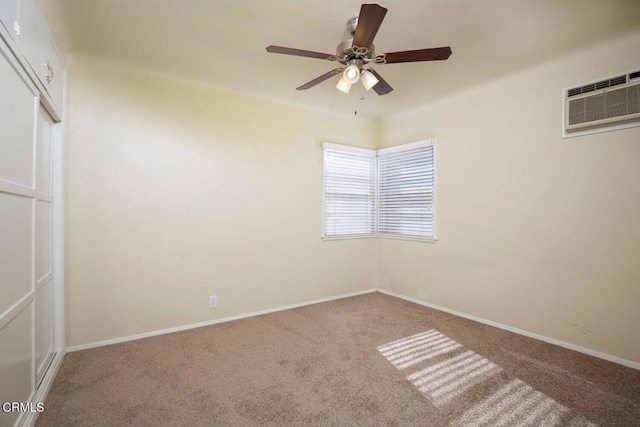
{"left": 376, "top": 330, "right": 598, "bottom": 426}
{"left": 407, "top": 350, "right": 502, "bottom": 405}
{"left": 376, "top": 329, "right": 462, "bottom": 369}
{"left": 449, "top": 378, "right": 596, "bottom": 426}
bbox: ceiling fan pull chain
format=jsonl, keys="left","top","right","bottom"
{"left": 354, "top": 80, "right": 366, "bottom": 115}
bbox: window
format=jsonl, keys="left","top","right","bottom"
{"left": 377, "top": 141, "right": 435, "bottom": 240}
{"left": 322, "top": 140, "right": 435, "bottom": 241}
{"left": 323, "top": 143, "right": 376, "bottom": 238}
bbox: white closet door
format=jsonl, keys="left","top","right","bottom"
{"left": 35, "top": 107, "right": 54, "bottom": 385}
{"left": 1, "top": 41, "right": 39, "bottom": 427}
{"left": 36, "top": 200, "right": 52, "bottom": 281}
{"left": 0, "top": 47, "right": 35, "bottom": 188}
{"left": 35, "top": 280, "right": 53, "bottom": 384}
{"left": 36, "top": 109, "right": 53, "bottom": 282}
{"left": 36, "top": 107, "right": 52, "bottom": 195}
{"left": 0, "top": 192, "right": 32, "bottom": 314}
{"left": 0, "top": 305, "right": 34, "bottom": 427}
{"left": 0, "top": 43, "right": 37, "bottom": 315}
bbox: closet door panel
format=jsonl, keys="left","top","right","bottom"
{"left": 36, "top": 108, "right": 52, "bottom": 195}
{"left": 0, "top": 305, "right": 34, "bottom": 427}
{"left": 0, "top": 193, "right": 33, "bottom": 315}
{"left": 0, "top": 48, "right": 36, "bottom": 188}
{"left": 35, "top": 280, "right": 53, "bottom": 382}
{"left": 36, "top": 200, "right": 52, "bottom": 282}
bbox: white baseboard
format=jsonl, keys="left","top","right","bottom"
{"left": 66, "top": 289, "right": 378, "bottom": 352}
{"left": 377, "top": 288, "right": 640, "bottom": 370}
{"left": 66, "top": 287, "right": 639, "bottom": 370}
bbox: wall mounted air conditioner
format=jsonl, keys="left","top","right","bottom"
{"left": 563, "top": 69, "right": 640, "bottom": 137}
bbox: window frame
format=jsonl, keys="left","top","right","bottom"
{"left": 321, "top": 139, "right": 437, "bottom": 243}
{"left": 322, "top": 142, "right": 377, "bottom": 240}
{"left": 376, "top": 139, "right": 437, "bottom": 243}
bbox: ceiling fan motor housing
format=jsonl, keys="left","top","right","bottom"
{"left": 336, "top": 17, "right": 375, "bottom": 65}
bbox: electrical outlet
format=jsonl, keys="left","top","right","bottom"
{"left": 209, "top": 295, "right": 218, "bottom": 308}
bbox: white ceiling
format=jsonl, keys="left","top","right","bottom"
{"left": 41, "top": 0, "right": 640, "bottom": 118}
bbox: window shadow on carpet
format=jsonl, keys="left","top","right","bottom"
{"left": 377, "top": 330, "right": 598, "bottom": 426}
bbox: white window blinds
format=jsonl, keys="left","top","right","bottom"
{"left": 377, "top": 141, "right": 435, "bottom": 239}
{"left": 323, "top": 143, "right": 376, "bottom": 237}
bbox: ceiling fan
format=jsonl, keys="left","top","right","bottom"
{"left": 265, "top": 3, "right": 452, "bottom": 96}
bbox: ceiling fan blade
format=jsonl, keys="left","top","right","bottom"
{"left": 352, "top": 4, "right": 388, "bottom": 49}
{"left": 368, "top": 68, "right": 393, "bottom": 95}
{"left": 378, "top": 47, "right": 452, "bottom": 64}
{"left": 266, "top": 45, "right": 336, "bottom": 61}
{"left": 296, "top": 68, "right": 344, "bottom": 90}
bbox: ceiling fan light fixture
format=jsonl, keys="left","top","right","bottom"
{"left": 343, "top": 64, "right": 360, "bottom": 84}
{"left": 361, "top": 69, "right": 379, "bottom": 91}
{"left": 266, "top": 3, "right": 451, "bottom": 96}
{"left": 336, "top": 77, "right": 352, "bottom": 94}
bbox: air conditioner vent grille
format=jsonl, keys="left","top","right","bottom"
{"left": 568, "top": 85, "right": 640, "bottom": 126}
{"left": 630, "top": 71, "right": 640, "bottom": 81}
{"left": 567, "top": 75, "right": 627, "bottom": 98}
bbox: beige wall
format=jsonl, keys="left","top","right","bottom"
{"left": 65, "top": 55, "right": 378, "bottom": 347}
{"left": 378, "top": 32, "right": 640, "bottom": 363}
{"left": 66, "top": 32, "right": 640, "bottom": 364}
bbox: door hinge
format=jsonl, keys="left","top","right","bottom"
{"left": 13, "top": 21, "right": 20, "bottom": 36}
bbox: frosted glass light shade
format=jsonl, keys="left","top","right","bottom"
{"left": 336, "top": 77, "right": 352, "bottom": 94}
{"left": 343, "top": 64, "right": 360, "bottom": 84}
{"left": 361, "top": 70, "right": 379, "bottom": 91}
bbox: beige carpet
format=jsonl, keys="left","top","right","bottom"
{"left": 37, "top": 292, "right": 640, "bottom": 426}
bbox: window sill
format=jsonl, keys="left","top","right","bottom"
{"left": 322, "top": 234, "right": 437, "bottom": 243}
{"left": 322, "top": 234, "right": 377, "bottom": 241}
{"left": 378, "top": 234, "right": 437, "bottom": 243}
